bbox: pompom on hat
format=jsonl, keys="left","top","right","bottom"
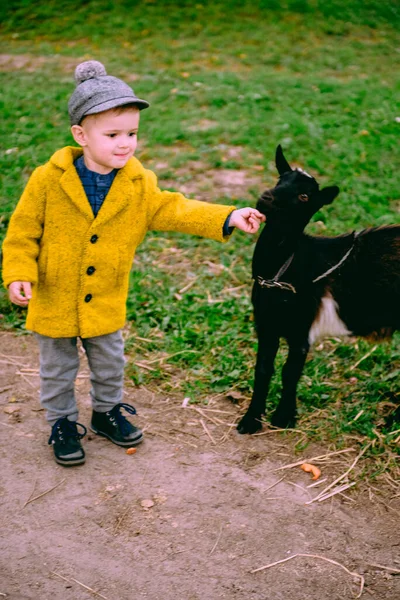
{"left": 68, "top": 60, "right": 149, "bottom": 125}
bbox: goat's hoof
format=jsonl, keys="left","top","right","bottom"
{"left": 270, "top": 411, "right": 296, "bottom": 429}
{"left": 237, "top": 414, "right": 263, "bottom": 435}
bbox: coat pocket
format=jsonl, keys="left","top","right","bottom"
{"left": 117, "top": 245, "right": 133, "bottom": 290}
{"left": 37, "top": 247, "right": 50, "bottom": 287}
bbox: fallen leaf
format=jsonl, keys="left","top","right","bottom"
{"left": 226, "top": 390, "right": 245, "bottom": 402}
{"left": 301, "top": 463, "right": 321, "bottom": 480}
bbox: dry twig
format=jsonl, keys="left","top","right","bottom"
{"left": 209, "top": 524, "right": 224, "bottom": 555}
{"left": 178, "top": 277, "right": 199, "bottom": 294}
{"left": 194, "top": 407, "right": 235, "bottom": 427}
{"left": 366, "top": 562, "right": 400, "bottom": 574}
{"left": 200, "top": 419, "right": 217, "bottom": 445}
{"left": 189, "top": 407, "right": 237, "bottom": 415}
{"left": 262, "top": 477, "right": 285, "bottom": 494}
{"left": 22, "top": 479, "right": 66, "bottom": 509}
{"left": 349, "top": 344, "right": 378, "bottom": 371}
{"left": 50, "top": 571, "right": 109, "bottom": 599}
{"left": 134, "top": 361, "right": 156, "bottom": 371}
{"left": 141, "top": 349, "right": 198, "bottom": 365}
{"left": 22, "top": 478, "right": 37, "bottom": 509}
{"left": 250, "top": 553, "right": 364, "bottom": 598}
{"left": 273, "top": 448, "right": 355, "bottom": 472}
{"left": 0, "top": 386, "right": 12, "bottom": 394}
{"left": 307, "top": 478, "right": 328, "bottom": 488}
{"left": 305, "top": 443, "right": 372, "bottom": 505}
{"left": 16, "top": 371, "right": 38, "bottom": 388}
{"left": 315, "top": 481, "right": 356, "bottom": 503}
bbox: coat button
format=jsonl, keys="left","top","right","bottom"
{"left": 84, "top": 294, "right": 92, "bottom": 303}
{"left": 87, "top": 266, "right": 95, "bottom": 275}
{"left": 90, "top": 234, "right": 98, "bottom": 243}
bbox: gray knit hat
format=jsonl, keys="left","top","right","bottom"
{"left": 68, "top": 60, "right": 149, "bottom": 125}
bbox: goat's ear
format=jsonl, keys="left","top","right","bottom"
{"left": 275, "top": 145, "right": 292, "bottom": 175}
{"left": 320, "top": 185, "right": 340, "bottom": 205}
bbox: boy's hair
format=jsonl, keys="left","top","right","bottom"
{"left": 68, "top": 60, "right": 149, "bottom": 126}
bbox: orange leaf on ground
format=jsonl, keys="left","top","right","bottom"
{"left": 301, "top": 463, "right": 321, "bottom": 480}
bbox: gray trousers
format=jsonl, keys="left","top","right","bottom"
{"left": 35, "top": 330, "right": 125, "bottom": 425}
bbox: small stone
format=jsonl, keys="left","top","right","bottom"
{"left": 4, "top": 406, "right": 20, "bottom": 414}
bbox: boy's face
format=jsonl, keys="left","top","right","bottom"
{"left": 71, "top": 107, "right": 140, "bottom": 174}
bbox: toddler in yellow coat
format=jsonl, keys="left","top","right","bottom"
{"left": 2, "top": 60, "right": 265, "bottom": 466}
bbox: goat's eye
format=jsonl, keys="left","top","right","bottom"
{"left": 298, "top": 193, "right": 309, "bottom": 202}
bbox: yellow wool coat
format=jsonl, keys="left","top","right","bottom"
{"left": 2, "top": 146, "right": 235, "bottom": 338}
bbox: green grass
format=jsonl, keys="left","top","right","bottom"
{"left": 0, "top": 1, "right": 399, "bottom": 475}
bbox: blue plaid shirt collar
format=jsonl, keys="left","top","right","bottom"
{"left": 74, "top": 155, "right": 118, "bottom": 217}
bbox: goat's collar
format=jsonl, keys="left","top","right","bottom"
{"left": 256, "top": 252, "right": 297, "bottom": 293}
{"left": 256, "top": 276, "right": 297, "bottom": 294}
{"left": 254, "top": 231, "right": 359, "bottom": 294}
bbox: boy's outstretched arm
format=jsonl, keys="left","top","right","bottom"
{"left": 228, "top": 208, "right": 266, "bottom": 234}
{"left": 145, "top": 169, "right": 265, "bottom": 241}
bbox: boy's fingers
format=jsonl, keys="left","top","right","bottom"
{"left": 22, "top": 282, "right": 32, "bottom": 299}
{"left": 249, "top": 216, "right": 260, "bottom": 228}
{"left": 252, "top": 210, "right": 266, "bottom": 222}
{"left": 247, "top": 220, "right": 259, "bottom": 233}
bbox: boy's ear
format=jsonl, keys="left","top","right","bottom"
{"left": 71, "top": 125, "right": 87, "bottom": 146}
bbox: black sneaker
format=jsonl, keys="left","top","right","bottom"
{"left": 48, "top": 417, "right": 87, "bottom": 466}
{"left": 90, "top": 403, "right": 143, "bottom": 447}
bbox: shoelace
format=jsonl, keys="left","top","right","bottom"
{"left": 48, "top": 418, "right": 87, "bottom": 445}
{"left": 107, "top": 403, "right": 137, "bottom": 436}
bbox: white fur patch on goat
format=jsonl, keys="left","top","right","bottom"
{"left": 296, "top": 167, "right": 313, "bottom": 178}
{"left": 308, "top": 292, "right": 351, "bottom": 344}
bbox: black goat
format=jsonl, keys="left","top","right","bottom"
{"left": 238, "top": 145, "right": 400, "bottom": 434}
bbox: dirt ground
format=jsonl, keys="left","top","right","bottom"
{"left": 0, "top": 330, "right": 399, "bottom": 600}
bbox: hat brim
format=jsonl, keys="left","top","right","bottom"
{"left": 80, "top": 96, "right": 149, "bottom": 122}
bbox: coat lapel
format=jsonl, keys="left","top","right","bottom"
{"left": 52, "top": 147, "right": 144, "bottom": 226}
{"left": 60, "top": 166, "right": 94, "bottom": 222}
{"left": 53, "top": 147, "right": 94, "bottom": 222}
{"left": 94, "top": 162, "right": 144, "bottom": 227}
{"left": 95, "top": 171, "right": 133, "bottom": 227}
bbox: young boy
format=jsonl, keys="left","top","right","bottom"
{"left": 2, "top": 60, "right": 264, "bottom": 467}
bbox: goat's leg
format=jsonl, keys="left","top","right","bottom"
{"left": 271, "top": 339, "right": 309, "bottom": 429}
{"left": 237, "top": 336, "right": 280, "bottom": 434}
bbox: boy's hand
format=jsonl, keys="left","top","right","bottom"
{"left": 229, "top": 208, "right": 266, "bottom": 234}
{"left": 8, "top": 281, "right": 32, "bottom": 307}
